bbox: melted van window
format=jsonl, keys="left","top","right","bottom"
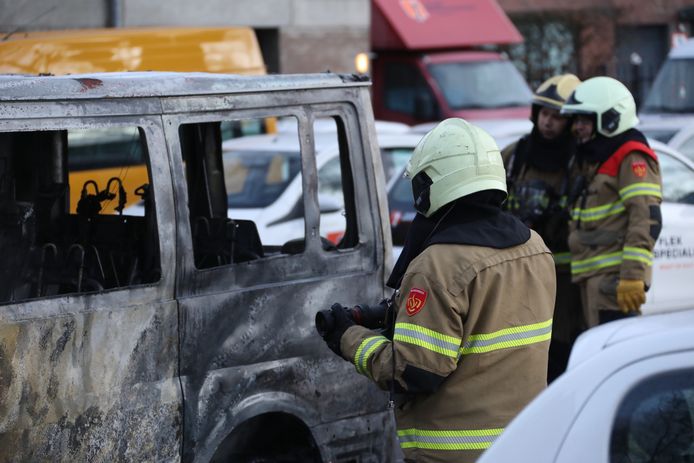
{"left": 0, "top": 127, "right": 161, "bottom": 304}
{"left": 179, "top": 115, "right": 358, "bottom": 270}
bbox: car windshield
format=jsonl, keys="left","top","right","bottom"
{"left": 381, "top": 147, "right": 413, "bottom": 182}
{"left": 428, "top": 60, "right": 532, "bottom": 110}
{"left": 643, "top": 59, "right": 694, "bottom": 113}
{"left": 388, "top": 172, "right": 415, "bottom": 212}
{"left": 638, "top": 128, "right": 678, "bottom": 144}
{"left": 223, "top": 150, "right": 302, "bottom": 208}
{"left": 658, "top": 151, "right": 694, "bottom": 204}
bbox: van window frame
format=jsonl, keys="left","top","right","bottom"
{"left": 163, "top": 101, "right": 379, "bottom": 296}
{"left": 0, "top": 115, "right": 175, "bottom": 319}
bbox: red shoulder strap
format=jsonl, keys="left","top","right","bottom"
{"left": 597, "top": 141, "right": 658, "bottom": 177}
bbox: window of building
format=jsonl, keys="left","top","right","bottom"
{"left": 0, "top": 126, "right": 161, "bottom": 304}
{"left": 384, "top": 61, "right": 439, "bottom": 119}
{"left": 610, "top": 368, "right": 694, "bottom": 462}
{"left": 505, "top": 17, "right": 578, "bottom": 90}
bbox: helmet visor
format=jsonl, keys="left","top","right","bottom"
{"left": 411, "top": 171, "right": 433, "bottom": 215}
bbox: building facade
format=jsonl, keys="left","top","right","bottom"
{"left": 0, "top": 0, "right": 370, "bottom": 75}
{"left": 498, "top": 0, "right": 694, "bottom": 104}
{"left": 3, "top": 0, "right": 694, "bottom": 106}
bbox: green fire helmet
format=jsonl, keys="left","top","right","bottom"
{"left": 405, "top": 118, "right": 507, "bottom": 217}
{"left": 531, "top": 74, "right": 581, "bottom": 122}
{"left": 561, "top": 76, "right": 639, "bottom": 137}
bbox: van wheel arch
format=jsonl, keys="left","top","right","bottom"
{"left": 210, "top": 412, "right": 322, "bottom": 463}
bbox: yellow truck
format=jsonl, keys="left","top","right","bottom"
{"left": 0, "top": 27, "right": 269, "bottom": 212}
{"left": 0, "top": 26, "right": 266, "bottom": 75}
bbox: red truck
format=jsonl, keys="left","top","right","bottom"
{"left": 370, "top": 0, "right": 532, "bottom": 124}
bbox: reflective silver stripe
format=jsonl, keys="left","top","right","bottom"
{"left": 459, "top": 318, "right": 552, "bottom": 355}
{"left": 394, "top": 323, "right": 461, "bottom": 358}
{"left": 354, "top": 335, "right": 388, "bottom": 376}
{"left": 397, "top": 427, "right": 504, "bottom": 451}
{"left": 571, "top": 200, "right": 625, "bottom": 222}
{"left": 571, "top": 251, "right": 622, "bottom": 275}
{"left": 553, "top": 252, "right": 571, "bottom": 265}
{"left": 623, "top": 246, "right": 653, "bottom": 265}
{"left": 619, "top": 182, "right": 661, "bottom": 201}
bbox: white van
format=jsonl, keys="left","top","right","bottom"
{"left": 641, "top": 38, "right": 694, "bottom": 118}
{"left": 0, "top": 71, "right": 396, "bottom": 462}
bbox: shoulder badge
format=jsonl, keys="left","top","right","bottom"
{"left": 406, "top": 288, "right": 428, "bottom": 316}
{"left": 631, "top": 160, "right": 647, "bottom": 178}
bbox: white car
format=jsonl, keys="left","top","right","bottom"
{"left": 639, "top": 117, "right": 694, "bottom": 163}
{"left": 221, "top": 121, "right": 423, "bottom": 247}
{"left": 477, "top": 306, "right": 694, "bottom": 463}
{"left": 412, "top": 118, "right": 533, "bottom": 152}
{"left": 388, "top": 138, "right": 694, "bottom": 315}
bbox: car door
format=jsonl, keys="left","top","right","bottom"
{"left": 644, "top": 148, "right": 694, "bottom": 313}
{"left": 555, "top": 350, "right": 694, "bottom": 462}
{"left": 162, "top": 96, "right": 392, "bottom": 461}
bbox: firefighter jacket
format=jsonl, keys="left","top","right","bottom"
{"left": 341, "top": 231, "right": 555, "bottom": 463}
{"left": 568, "top": 131, "right": 662, "bottom": 286}
{"left": 502, "top": 131, "right": 575, "bottom": 267}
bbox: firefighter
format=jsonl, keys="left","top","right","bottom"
{"left": 320, "top": 118, "right": 556, "bottom": 463}
{"left": 561, "top": 77, "right": 662, "bottom": 327}
{"left": 502, "top": 74, "right": 584, "bottom": 382}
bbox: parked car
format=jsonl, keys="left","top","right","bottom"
{"left": 220, "top": 121, "right": 423, "bottom": 248}
{"left": 639, "top": 118, "right": 694, "bottom": 162}
{"left": 641, "top": 37, "right": 694, "bottom": 118}
{"left": 387, "top": 138, "right": 694, "bottom": 315}
{"left": 477, "top": 306, "right": 694, "bottom": 463}
{"left": 412, "top": 118, "right": 533, "bottom": 148}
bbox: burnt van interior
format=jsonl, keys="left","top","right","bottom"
{"left": 179, "top": 115, "right": 358, "bottom": 270}
{"left": 0, "top": 127, "right": 160, "bottom": 303}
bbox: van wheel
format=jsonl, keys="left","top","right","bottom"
{"left": 210, "top": 413, "right": 323, "bottom": 463}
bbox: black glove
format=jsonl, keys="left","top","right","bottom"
{"left": 322, "top": 303, "right": 355, "bottom": 357}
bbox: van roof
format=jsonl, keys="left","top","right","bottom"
{"left": 0, "top": 72, "right": 370, "bottom": 101}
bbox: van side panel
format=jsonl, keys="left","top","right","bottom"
{"left": 0, "top": 301, "right": 181, "bottom": 462}
{"left": 160, "top": 87, "right": 394, "bottom": 461}
{"left": 0, "top": 111, "right": 181, "bottom": 461}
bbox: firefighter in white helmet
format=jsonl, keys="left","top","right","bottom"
{"left": 502, "top": 74, "right": 584, "bottom": 382}
{"left": 319, "top": 118, "right": 556, "bottom": 463}
{"left": 561, "top": 77, "right": 662, "bottom": 327}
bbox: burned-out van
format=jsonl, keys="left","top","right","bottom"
{"left": 0, "top": 72, "right": 394, "bottom": 461}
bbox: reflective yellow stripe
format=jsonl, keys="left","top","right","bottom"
{"left": 394, "top": 323, "right": 461, "bottom": 359}
{"left": 459, "top": 319, "right": 552, "bottom": 356}
{"left": 623, "top": 246, "right": 654, "bottom": 265}
{"left": 571, "top": 251, "right": 622, "bottom": 275}
{"left": 571, "top": 200, "right": 625, "bottom": 222}
{"left": 572, "top": 183, "right": 661, "bottom": 223}
{"left": 398, "top": 427, "right": 504, "bottom": 450}
{"left": 619, "top": 182, "right": 662, "bottom": 201}
{"left": 354, "top": 335, "right": 388, "bottom": 377}
{"left": 571, "top": 247, "right": 653, "bottom": 275}
{"left": 553, "top": 252, "right": 571, "bottom": 265}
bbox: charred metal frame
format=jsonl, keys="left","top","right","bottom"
{"left": 0, "top": 73, "right": 394, "bottom": 462}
